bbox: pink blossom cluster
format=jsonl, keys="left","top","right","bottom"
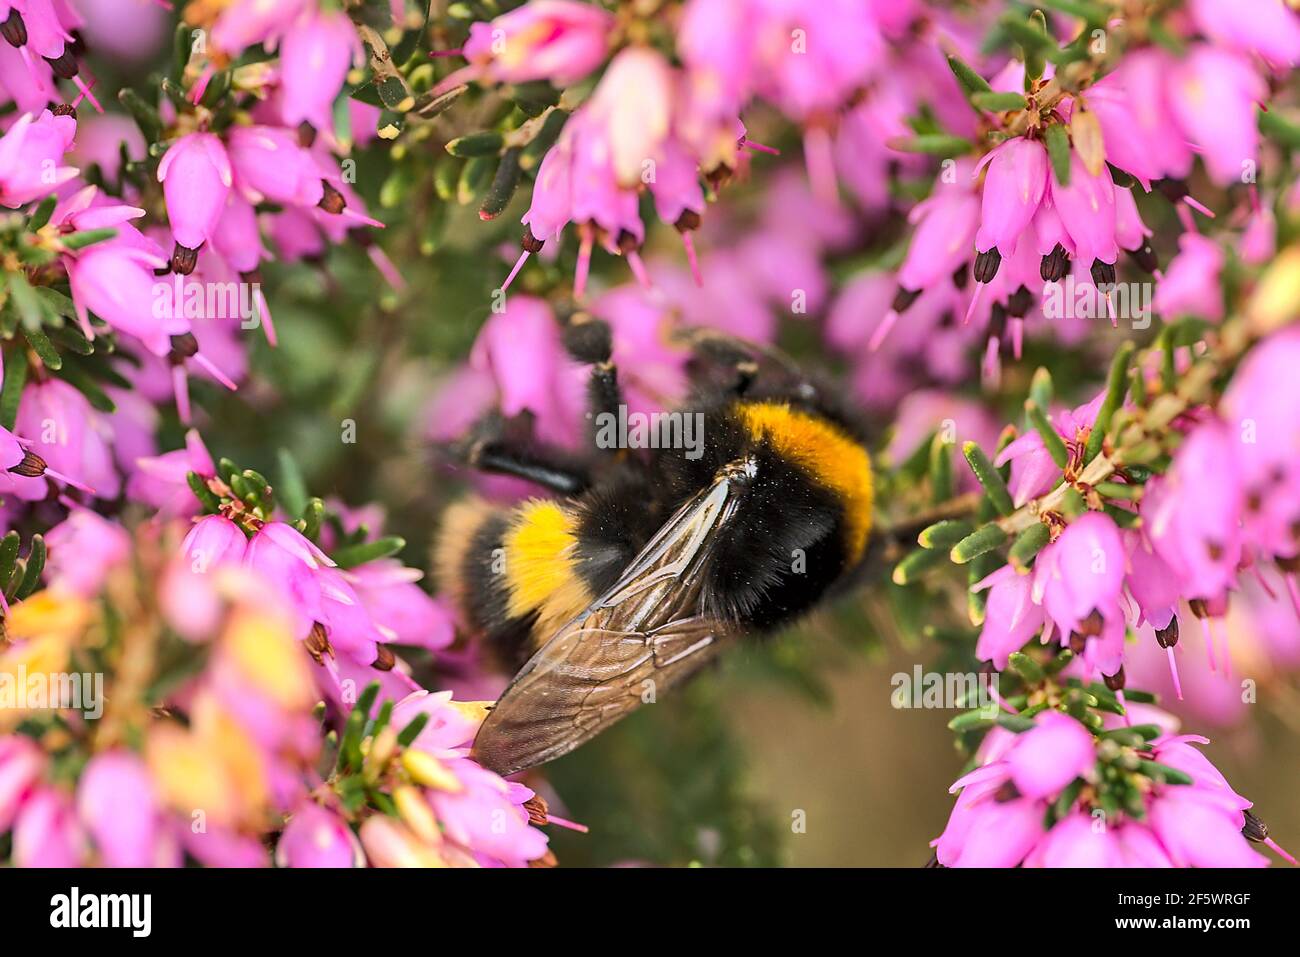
{"left": 976, "top": 329, "right": 1300, "bottom": 700}
{"left": 934, "top": 708, "right": 1292, "bottom": 867}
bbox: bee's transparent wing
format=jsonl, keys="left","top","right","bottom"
{"left": 470, "top": 461, "right": 753, "bottom": 776}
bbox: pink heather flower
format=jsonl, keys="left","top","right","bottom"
{"left": 1035, "top": 512, "right": 1126, "bottom": 639}
{"left": 1168, "top": 47, "right": 1267, "bottom": 187}
{"left": 0, "top": 735, "right": 46, "bottom": 834}
{"left": 346, "top": 559, "right": 455, "bottom": 651}
{"left": 426, "top": 759, "right": 550, "bottom": 867}
{"left": 931, "top": 764, "right": 1043, "bottom": 867}
{"left": 65, "top": 239, "right": 176, "bottom": 353}
{"left": 14, "top": 378, "right": 120, "bottom": 500}
{"left": 275, "top": 802, "right": 365, "bottom": 868}
{"left": 1024, "top": 810, "right": 1122, "bottom": 867}
{"left": 1221, "top": 329, "right": 1300, "bottom": 560}
{"left": 1143, "top": 421, "right": 1245, "bottom": 600}
{"left": 391, "top": 690, "right": 481, "bottom": 758}
{"left": 975, "top": 137, "right": 1048, "bottom": 258}
{"left": 75, "top": 750, "right": 174, "bottom": 868}
{"left": 1102, "top": 50, "right": 1194, "bottom": 183}
{"left": 211, "top": 188, "right": 267, "bottom": 274}
{"left": 0, "top": 109, "right": 78, "bottom": 207}
{"left": 898, "top": 167, "right": 981, "bottom": 293}
{"left": 43, "top": 509, "right": 131, "bottom": 598}
{"left": 1049, "top": 152, "right": 1118, "bottom": 271}
{"left": 183, "top": 825, "right": 270, "bottom": 867}
{"left": 462, "top": 0, "right": 613, "bottom": 87}
{"left": 678, "top": 0, "right": 756, "bottom": 122}
{"left": 127, "top": 428, "right": 216, "bottom": 518}
{"left": 242, "top": 521, "right": 335, "bottom": 632}
{"left": 1149, "top": 788, "right": 1267, "bottom": 867}
{"left": 157, "top": 131, "right": 233, "bottom": 251}
{"left": 244, "top": 522, "right": 384, "bottom": 666}
{"left": 996, "top": 392, "right": 1104, "bottom": 506}
{"left": 1153, "top": 233, "right": 1224, "bottom": 321}
{"left": 209, "top": 0, "right": 307, "bottom": 55}
{"left": 279, "top": 11, "right": 361, "bottom": 132}
{"left": 590, "top": 284, "right": 690, "bottom": 414}
{"left": 13, "top": 786, "right": 85, "bottom": 867}
{"left": 583, "top": 47, "right": 675, "bottom": 190}
{"left": 973, "top": 565, "right": 1046, "bottom": 670}
{"left": 1084, "top": 84, "right": 1162, "bottom": 190}
{"left": 71, "top": 0, "right": 169, "bottom": 62}
{"left": 179, "top": 514, "right": 248, "bottom": 576}
{"left": 748, "top": 0, "right": 883, "bottom": 121}
{"left": 226, "top": 125, "right": 324, "bottom": 207}
{"left": 469, "top": 296, "right": 585, "bottom": 450}
{"left": 1188, "top": 0, "right": 1300, "bottom": 68}
{"left": 1124, "top": 531, "right": 1182, "bottom": 632}
{"left": 1241, "top": 203, "right": 1277, "bottom": 266}
{"left": 50, "top": 182, "right": 145, "bottom": 234}
{"left": 1005, "top": 711, "right": 1096, "bottom": 800}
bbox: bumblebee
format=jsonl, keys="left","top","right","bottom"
{"left": 436, "top": 320, "right": 884, "bottom": 777}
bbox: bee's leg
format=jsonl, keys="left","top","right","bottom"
{"left": 454, "top": 412, "right": 592, "bottom": 496}
{"left": 561, "top": 315, "right": 625, "bottom": 454}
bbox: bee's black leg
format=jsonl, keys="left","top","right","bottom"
{"left": 452, "top": 412, "right": 592, "bottom": 496}
{"left": 562, "top": 315, "right": 625, "bottom": 454}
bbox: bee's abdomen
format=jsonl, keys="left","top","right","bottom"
{"left": 434, "top": 497, "right": 593, "bottom": 668}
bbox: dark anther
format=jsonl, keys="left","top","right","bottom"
{"left": 169, "top": 332, "right": 199, "bottom": 360}
{"left": 305, "top": 623, "right": 333, "bottom": 664}
{"left": 891, "top": 285, "right": 923, "bottom": 313}
{"left": 51, "top": 103, "right": 77, "bottom": 119}
{"left": 1040, "top": 243, "right": 1069, "bottom": 282}
{"left": 318, "top": 181, "right": 346, "bottom": 215}
{"left": 522, "top": 795, "right": 549, "bottom": 827}
{"left": 1068, "top": 632, "right": 1086, "bottom": 654}
{"left": 674, "top": 209, "right": 701, "bottom": 233}
{"left": 994, "top": 780, "right": 1021, "bottom": 803}
{"left": 170, "top": 242, "right": 199, "bottom": 276}
{"left": 1188, "top": 597, "right": 1209, "bottom": 619}
{"left": 1, "top": 10, "right": 27, "bottom": 47}
{"left": 1103, "top": 666, "right": 1125, "bottom": 692}
{"left": 989, "top": 302, "right": 1007, "bottom": 336}
{"left": 1079, "top": 609, "right": 1105, "bottom": 637}
{"left": 296, "top": 121, "right": 317, "bottom": 149}
{"left": 45, "top": 49, "right": 78, "bottom": 79}
{"left": 521, "top": 225, "right": 545, "bottom": 254}
{"left": 8, "top": 449, "right": 48, "bottom": 478}
{"left": 1007, "top": 285, "right": 1033, "bottom": 318}
{"left": 973, "top": 248, "right": 1002, "bottom": 284}
{"left": 373, "top": 644, "right": 396, "bottom": 671}
{"left": 951, "top": 263, "right": 970, "bottom": 289}
{"left": 241, "top": 268, "right": 262, "bottom": 286}
{"left": 1155, "top": 617, "right": 1180, "bottom": 649}
{"left": 1155, "top": 178, "right": 1189, "bottom": 203}
{"left": 616, "top": 229, "right": 640, "bottom": 254}
{"left": 1128, "top": 240, "right": 1158, "bottom": 274}
{"left": 1090, "top": 259, "right": 1117, "bottom": 287}
{"left": 1242, "top": 810, "right": 1269, "bottom": 843}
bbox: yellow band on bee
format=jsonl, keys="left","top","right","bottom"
{"left": 734, "top": 401, "right": 874, "bottom": 563}
{"left": 503, "top": 500, "right": 592, "bottom": 632}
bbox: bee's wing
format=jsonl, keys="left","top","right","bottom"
{"left": 470, "top": 460, "right": 754, "bottom": 776}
